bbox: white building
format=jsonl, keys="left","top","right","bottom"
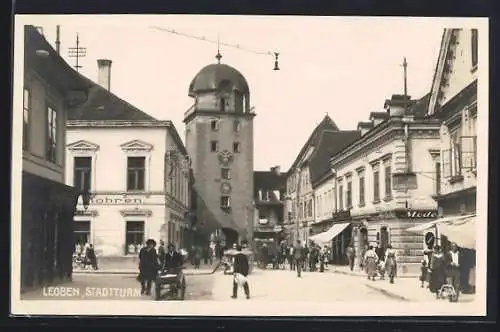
{"left": 328, "top": 94, "right": 442, "bottom": 274}
{"left": 66, "top": 59, "right": 190, "bottom": 257}
{"left": 423, "top": 28, "right": 478, "bottom": 292}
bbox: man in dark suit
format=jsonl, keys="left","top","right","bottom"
{"left": 293, "top": 240, "right": 304, "bottom": 277}
{"left": 162, "top": 243, "right": 183, "bottom": 271}
{"left": 231, "top": 245, "right": 250, "bottom": 299}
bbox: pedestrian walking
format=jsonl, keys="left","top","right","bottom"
{"left": 419, "top": 260, "right": 429, "bottom": 288}
{"left": 85, "top": 244, "right": 98, "bottom": 270}
{"left": 346, "top": 245, "right": 355, "bottom": 271}
{"left": 193, "top": 246, "right": 201, "bottom": 269}
{"left": 293, "top": 240, "right": 304, "bottom": 278}
{"left": 138, "top": 239, "right": 160, "bottom": 295}
{"left": 429, "top": 245, "right": 446, "bottom": 298}
{"left": 445, "top": 242, "right": 462, "bottom": 301}
{"left": 231, "top": 245, "right": 250, "bottom": 299}
{"left": 364, "top": 245, "right": 379, "bottom": 281}
{"left": 157, "top": 240, "right": 166, "bottom": 268}
{"left": 384, "top": 244, "right": 397, "bottom": 284}
{"left": 288, "top": 245, "right": 295, "bottom": 271}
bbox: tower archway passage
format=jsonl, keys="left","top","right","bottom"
{"left": 221, "top": 228, "right": 239, "bottom": 248}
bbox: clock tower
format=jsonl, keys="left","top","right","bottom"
{"left": 184, "top": 61, "right": 255, "bottom": 246}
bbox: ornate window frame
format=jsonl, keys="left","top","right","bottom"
{"left": 120, "top": 139, "right": 153, "bottom": 192}
{"left": 67, "top": 140, "right": 100, "bottom": 190}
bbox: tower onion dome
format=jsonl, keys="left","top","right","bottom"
{"left": 188, "top": 63, "right": 249, "bottom": 97}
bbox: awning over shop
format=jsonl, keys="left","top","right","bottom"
{"left": 309, "top": 222, "right": 350, "bottom": 245}
{"left": 437, "top": 215, "right": 476, "bottom": 250}
{"left": 404, "top": 214, "right": 475, "bottom": 234}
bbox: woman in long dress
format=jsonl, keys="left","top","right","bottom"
{"left": 429, "top": 245, "right": 446, "bottom": 298}
{"left": 384, "top": 244, "right": 397, "bottom": 284}
{"left": 364, "top": 245, "right": 379, "bottom": 281}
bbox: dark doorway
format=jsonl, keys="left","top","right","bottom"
{"left": 221, "top": 228, "right": 239, "bottom": 248}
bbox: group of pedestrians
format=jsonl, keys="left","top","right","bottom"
{"left": 73, "top": 243, "right": 98, "bottom": 270}
{"left": 362, "top": 244, "right": 397, "bottom": 283}
{"left": 287, "top": 240, "right": 329, "bottom": 277}
{"left": 137, "top": 239, "right": 183, "bottom": 295}
{"left": 421, "top": 242, "right": 465, "bottom": 301}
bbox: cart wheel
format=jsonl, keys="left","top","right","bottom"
{"left": 179, "top": 278, "right": 186, "bottom": 300}
{"left": 153, "top": 284, "right": 161, "bottom": 301}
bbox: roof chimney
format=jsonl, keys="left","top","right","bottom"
{"left": 97, "top": 59, "right": 112, "bottom": 91}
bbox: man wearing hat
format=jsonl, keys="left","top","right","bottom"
{"left": 163, "top": 243, "right": 183, "bottom": 271}
{"left": 138, "top": 239, "right": 160, "bottom": 295}
{"left": 232, "top": 245, "right": 250, "bottom": 299}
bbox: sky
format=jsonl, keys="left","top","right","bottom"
{"left": 24, "top": 15, "right": 445, "bottom": 171}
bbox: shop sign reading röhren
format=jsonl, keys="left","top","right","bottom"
{"left": 90, "top": 196, "right": 143, "bottom": 205}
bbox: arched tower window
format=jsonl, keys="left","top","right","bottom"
{"left": 242, "top": 94, "right": 247, "bottom": 113}
{"left": 220, "top": 97, "right": 226, "bottom": 112}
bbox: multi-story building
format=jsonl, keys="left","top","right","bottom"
{"left": 308, "top": 130, "right": 360, "bottom": 263}
{"left": 425, "top": 28, "right": 478, "bottom": 291}
{"left": 253, "top": 166, "right": 287, "bottom": 242}
{"left": 183, "top": 59, "right": 255, "bottom": 247}
{"left": 328, "top": 94, "right": 442, "bottom": 274}
{"left": 66, "top": 59, "right": 191, "bottom": 257}
{"left": 20, "top": 26, "right": 91, "bottom": 291}
{"left": 284, "top": 115, "right": 358, "bottom": 244}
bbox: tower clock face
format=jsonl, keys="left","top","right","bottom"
{"left": 218, "top": 150, "right": 234, "bottom": 166}
{"left": 220, "top": 182, "right": 232, "bottom": 194}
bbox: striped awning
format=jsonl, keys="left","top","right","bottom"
{"left": 309, "top": 222, "right": 350, "bottom": 245}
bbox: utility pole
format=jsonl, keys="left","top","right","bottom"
{"left": 402, "top": 57, "right": 408, "bottom": 99}
{"left": 401, "top": 57, "right": 412, "bottom": 208}
{"left": 55, "top": 25, "right": 61, "bottom": 54}
{"left": 68, "top": 33, "right": 87, "bottom": 72}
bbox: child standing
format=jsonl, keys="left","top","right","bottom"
{"left": 419, "top": 260, "right": 428, "bottom": 288}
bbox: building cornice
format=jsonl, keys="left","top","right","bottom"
{"left": 66, "top": 120, "right": 172, "bottom": 128}
{"left": 330, "top": 119, "right": 441, "bottom": 170}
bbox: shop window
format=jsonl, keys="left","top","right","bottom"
{"left": 23, "top": 88, "right": 30, "bottom": 150}
{"left": 125, "top": 221, "right": 145, "bottom": 254}
{"left": 74, "top": 221, "right": 91, "bottom": 253}
{"left": 74, "top": 156, "right": 92, "bottom": 192}
{"left": 46, "top": 104, "right": 58, "bottom": 163}
{"left": 127, "top": 156, "right": 145, "bottom": 191}
{"left": 380, "top": 226, "right": 389, "bottom": 248}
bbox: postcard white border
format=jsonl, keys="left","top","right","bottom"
{"left": 11, "top": 15, "right": 489, "bottom": 317}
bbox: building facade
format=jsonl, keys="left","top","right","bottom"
{"left": 66, "top": 60, "right": 190, "bottom": 257}
{"left": 253, "top": 167, "right": 287, "bottom": 242}
{"left": 426, "top": 28, "right": 478, "bottom": 291}
{"left": 329, "top": 94, "right": 442, "bottom": 274}
{"left": 20, "top": 26, "right": 92, "bottom": 291}
{"left": 285, "top": 116, "right": 340, "bottom": 244}
{"left": 184, "top": 61, "right": 255, "bottom": 247}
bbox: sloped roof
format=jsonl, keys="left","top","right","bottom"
{"left": 254, "top": 171, "right": 287, "bottom": 191}
{"left": 309, "top": 130, "right": 361, "bottom": 187}
{"left": 408, "top": 92, "right": 431, "bottom": 117}
{"left": 67, "top": 83, "right": 158, "bottom": 121}
{"left": 287, "top": 115, "right": 339, "bottom": 173}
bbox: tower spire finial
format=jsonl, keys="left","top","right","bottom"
{"left": 215, "top": 33, "right": 222, "bottom": 63}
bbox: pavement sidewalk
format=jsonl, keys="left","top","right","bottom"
{"left": 363, "top": 277, "right": 476, "bottom": 303}
{"left": 328, "top": 265, "right": 420, "bottom": 278}
{"left": 73, "top": 260, "right": 220, "bottom": 276}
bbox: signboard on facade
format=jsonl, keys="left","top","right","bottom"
{"left": 90, "top": 196, "right": 143, "bottom": 205}
{"left": 331, "top": 210, "right": 351, "bottom": 222}
{"left": 397, "top": 209, "right": 438, "bottom": 219}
